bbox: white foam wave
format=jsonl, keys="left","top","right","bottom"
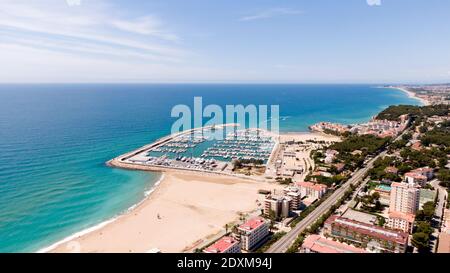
{"left": 36, "top": 173, "right": 165, "bottom": 253}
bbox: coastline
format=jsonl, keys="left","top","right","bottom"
{"left": 37, "top": 88, "right": 417, "bottom": 253}
{"left": 47, "top": 171, "right": 284, "bottom": 253}
{"left": 42, "top": 131, "right": 338, "bottom": 253}
{"left": 387, "top": 86, "right": 430, "bottom": 106}
{"left": 37, "top": 173, "right": 165, "bottom": 253}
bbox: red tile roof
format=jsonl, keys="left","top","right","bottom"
{"left": 238, "top": 217, "right": 266, "bottom": 231}
{"left": 325, "top": 215, "right": 409, "bottom": 245}
{"left": 405, "top": 172, "right": 427, "bottom": 180}
{"left": 204, "top": 236, "right": 239, "bottom": 253}
{"left": 412, "top": 167, "right": 433, "bottom": 173}
{"left": 296, "top": 181, "right": 328, "bottom": 191}
{"left": 302, "top": 235, "right": 367, "bottom": 253}
{"left": 391, "top": 182, "right": 419, "bottom": 189}
{"left": 385, "top": 166, "right": 398, "bottom": 174}
{"left": 389, "top": 211, "right": 415, "bottom": 223}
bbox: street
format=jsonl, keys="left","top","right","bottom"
{"left": 266, "top": 151, "right": 386, "bottom": 253}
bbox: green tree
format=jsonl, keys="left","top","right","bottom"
{"left": 438, "top": 169, "right": 450, "bottom": 188}
{"left": 412, "top": 232, "right": 429, "bottom": 252}
{"left": 416, "top": 202, "right": 435, "bottom": 221}
{"left": 377, "top": 216, "right": 386, "bottom": 227}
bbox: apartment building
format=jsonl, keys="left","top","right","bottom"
{"left": 387, "top": 211, "right": 415, "bottom": 234}
{"left": 296, "top": 181, "right": 328, "bottom": 200}
{"left": 237, "top": 217, "right": 269, "bottom": 251}
{"left": 324, "top": 215, "right": 409, "bottom": 253}
{"left": 389, "top": 182, "right": 420, "bottom": 215}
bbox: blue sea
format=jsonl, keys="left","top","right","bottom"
{"left": 0, "top": 84, "right": 421, "bottom": 252}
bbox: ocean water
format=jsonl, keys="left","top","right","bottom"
{"left": 0, "top": 84, "right": 421, "bottom": 252}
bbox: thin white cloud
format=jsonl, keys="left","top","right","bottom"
{"left": 0, "top": 0, "right": 185, "bottom": 64}
{"left": 239, "top": 8, "right": 302, "bottom": 22}
{"left": 111, "top": 16, "right": 179, "bottom": 42}
{"left": 0, "top": 42, "right": 235, "bottom": 83}
{"left": 0, "top": 35, "right": 181, "bottom": 63}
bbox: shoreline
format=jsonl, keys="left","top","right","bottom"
{"left": 37, "top": 87, "right": 417, "bottom": 253}
{"left": 46, "top": 171, "right": 284, "bottom": 253}
{"left": 37, "top": 173, "right": 165, "bottom": 253}
{"left": 42, "top": 131, "right": 337, "bottom": 253}
{"left": 386, "top": 86, "right": 430, "bottom": 106}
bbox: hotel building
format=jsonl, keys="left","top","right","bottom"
{"left": 286, "top": 191, "right": 301, "bottom": 210}
{"left": 389, "top": 182, "right": 420, "bottom": 215}
{"left": 296, "top": 181, "right": 328, "bottom": 200}
{"left": 264, "top": 195, "right": 292, "bottom": 219}
{"left": 283, "top": 186, "right": 302, "bottom": 210}
{"left": 387, "top": 211, "right": 415, "bottom": 234}
{"left": 324, "top": 215, "right": 409, "bottom": 253}
{"left": 237, "top": 217, "right": 269, "bottom": 251}
{"left": 203, "top": 236, "right": 241, "bottom": 253}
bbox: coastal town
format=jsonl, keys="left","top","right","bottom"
{"left": 3, "top": 2, "right": 450, "bottom": 270}
{"left": 46, "top": 88, "right": 450, "bottom": 254}
{"left": 199, "top": 100, "right": 450, "bottom": 254}
{"left": 389, "top": 84, "right": 450, "bottom": 106}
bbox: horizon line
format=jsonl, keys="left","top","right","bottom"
{"left": 0, "top": 82, "right": 447, "bottom": 85}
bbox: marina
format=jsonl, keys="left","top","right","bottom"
{"left": 111, "top": 125, "right": 279, "bottom": 176}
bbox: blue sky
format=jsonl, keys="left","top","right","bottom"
{"left": 0, "top": 0, "right": 449, "bottom": 83}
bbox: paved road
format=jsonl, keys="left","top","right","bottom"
{"left": 266, "top": 151, "right": 386, "bottom": 253}
{"left": 429, "top": 179, "right": 448, "bottom": 253}
{"left": 431, "top": 179, "right": 448, "bottom": 220}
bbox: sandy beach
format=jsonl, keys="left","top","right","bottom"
{"left": 392, "top": 87, "right": 430, "bottom": 106}
{"left": 42, "top": 131, "right": 337, "bottom": 253}
{"left": 47, "top": 171, "right": 282, "bottom": 253}
{"left": 279, "top": 132, "right": 340, "bottom": 143}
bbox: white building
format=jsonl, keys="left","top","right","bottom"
{"left": 324, "top": 149, "right": 339, "bottom": 164}
{"left": 405, "top": 172, "right": 428, "bottom": 187}
{"left": 286, "top": 190, "right": 301, "bottom": 210}
{"left": 237, "top": 217, "right": 269, "bottom": 251}
{"left": 296, "top": 181, "right": 328, "bottom": 200}
{"left": 390, "top": 182, "right": 420, "bottom": 215}
{"left": 387, "top": 211, "right": 415, "bottom": 234}
{"left": 412, "top": 167, "right": 434, "bottom": 180}
{"left": 264, "top": 195, "right": 292, "bottom": 219}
